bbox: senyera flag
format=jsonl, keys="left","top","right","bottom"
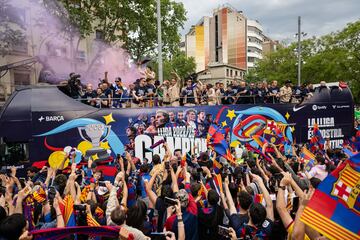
{"left": 300, "top": 153, "right": 360, "bottom": 240}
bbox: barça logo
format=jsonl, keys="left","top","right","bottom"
{"left": 331, "top": 164, "right": 360, "bottom": 214}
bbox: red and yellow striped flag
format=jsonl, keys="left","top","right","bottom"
{"left": 86, "top": 213, "right": 100, "bottom": 227}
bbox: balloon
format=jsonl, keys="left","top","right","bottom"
{"left": 74, "top": 150, "right": 82, "bottom": 164}
{"left": 77, "top": 141, "right": 92, "bottom": 155}
{"left": 48, "top": 151, "right": 69, "bottom": 169}
{"left": 63, "top": 146, "right": 72, "bottom": 154}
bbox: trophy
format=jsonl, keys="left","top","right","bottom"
{"left": 78, "top": 124, "right": 111, "bottom": 161}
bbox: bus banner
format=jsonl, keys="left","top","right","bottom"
{"left": 30, "top": 103, "right": 353, "bottom": 165}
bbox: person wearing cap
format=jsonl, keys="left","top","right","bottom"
{"left": 279, "top": 80, "right": 293, "bottom": 103}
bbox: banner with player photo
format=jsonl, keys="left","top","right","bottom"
{"left": 30, "top": 103, "right": 354, "bottom": 168}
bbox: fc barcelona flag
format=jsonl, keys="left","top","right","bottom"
{"left": 300, "top": 153, "right": 360, "bottom": 240}
{"left": 207, "top": 124, "right": 235, "bottom": 164}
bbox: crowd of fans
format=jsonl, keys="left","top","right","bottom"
{"left": 0, "top": 118, "right": 359, "bottom": 240}
{"left": 62, "top": 68, "right": 329, "bottom": 109}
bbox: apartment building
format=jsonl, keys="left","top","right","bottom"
{"left": 247, "top": 19, "right": 264, "bottom": 70}
{"left": 185, "top": 5, "right": 247, "bottom": 82}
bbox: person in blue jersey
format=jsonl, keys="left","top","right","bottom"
{"left": 181, "top": 79, "right": 198, "bottom": 106}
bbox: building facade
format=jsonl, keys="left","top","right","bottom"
{"left": 247, "top": 19, "right": 264, "bottom": 70}
{"left": 262, "top": 35, "right": 280, "bottom": 56}
{"left": 185, "top": 6, "right": 247, "bottom": 79}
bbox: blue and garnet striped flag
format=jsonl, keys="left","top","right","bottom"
{"left": 207, "top": 124, "right": 235, "bottom": 164}
{"left": 300, "top": 153, "right": 360, "bottom": 240}
{"left": 213, "top": 159, "right": 223, "bottom": 174}
{"left": 300, "top": 147, "right": 317, "bottom": 172}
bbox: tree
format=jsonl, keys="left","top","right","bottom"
{"left": 249, "top": 20, "right": 360, "bottom": 102}
{"left": 46, "top": 0, "right": 186, "bottom": 62}
{"left": 149, "top": 52, "right": 196, "bottom": 81}
{"left": 0, "top": 0, "right": 26, "bottom": 57}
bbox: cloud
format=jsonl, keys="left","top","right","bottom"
{"left": 176, "top": 0, "right": 360, "bottom": 41}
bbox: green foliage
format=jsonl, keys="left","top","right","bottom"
{"left": 249, "top": 20, "right": 360, "bottom": 102}
{"left": 0, "top": 0, "right": 26, "bottom": 57}
{"left": 45, "top": 0, "right": 187, "bottom": 62}
{"left": 149, "top": 52, "right": 196, "bottom": 81}
{"left": 42, "top": 0, "right": 94, "bottom": 39}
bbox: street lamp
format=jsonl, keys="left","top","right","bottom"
{"left": 295, "top": 16, "right": 307, "bottom": 86}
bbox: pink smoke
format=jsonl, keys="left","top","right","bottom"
{"left": 10, "top": 0, "right": 142, "bottom": 87}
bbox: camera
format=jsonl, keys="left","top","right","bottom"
{"left": 218, "top": 226, "right": 231, "bottom": 238}
{"left": 74, "top": 204, "right": 87, "bottom": 211}
{"left": 164, "top": 197, "right": 178, "bottom": 206}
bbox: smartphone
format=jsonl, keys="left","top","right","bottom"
{"left": 218, "top": 226, "right": 231, "bottom": 238}
{"left": 19, "top": 177, "right": 26, "bottom": 182}
{"left": 149, "top": 232, "right": 166, "bottom": 240}
{"left": 165, "top": 161, "right": 170, "bottom": 170}
{"left": 98, "top": 181, "right": 106, "bottom": 187}
{"left": 47, "top": 186, "right": 56, "bottom": 203}
{"left": 164, "top": 197, "right": 177, "bottom": 206}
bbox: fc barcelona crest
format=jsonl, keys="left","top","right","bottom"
{"left": 331, "top": 164, "right": 360, "bottom": 214}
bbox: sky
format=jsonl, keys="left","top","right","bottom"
{"left": 176, "top": 0, "right": 360, "bottom": 43}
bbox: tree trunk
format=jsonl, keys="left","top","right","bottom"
{"left": 74, "top": 37, "right": 81, "bottom": 73}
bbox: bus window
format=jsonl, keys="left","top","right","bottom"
{"left": 0, "top": 140, "right": 29, "bottom": 166}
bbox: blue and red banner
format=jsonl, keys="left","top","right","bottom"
{"left": 31, "top": 226, "right": 120, "bottom": 240}
{"left": 1, "top": 102, "right": 348, "bottom": 178}
{"left": 300, "top": 153, "right": 360, "bottom": 240}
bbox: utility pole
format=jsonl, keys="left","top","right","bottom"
{"left": 297, "top": 16, "right": 301, "bottom": 87}
{"left": 157, "top": 0, "right": 163, "bottom": 84}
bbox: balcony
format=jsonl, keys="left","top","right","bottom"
{"left": 247, "top": 62, "right": 255, "bottom": 68}
{"left": 248, "top": 41, "right": 263, "bottom": 51}
{"left": 248, "top": 51, "right": 263, "bottom": 60}
{"left": 248, "top": 31, "right": 263, "bottom": 41}
{"left": 247, "top": 20, "right": 264, "bottom": 33}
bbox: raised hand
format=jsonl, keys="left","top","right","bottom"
{"left": 10, "top": 166, "right": 17, "bottom": 178}
{"left": 300, "top": 188, "right": 315, "bottom": 207}
{"left": 250, "top": 172, "right": 263, "bottom": 184}
{"left": 280, "top": 172, "right": 292, "bottom": 186}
